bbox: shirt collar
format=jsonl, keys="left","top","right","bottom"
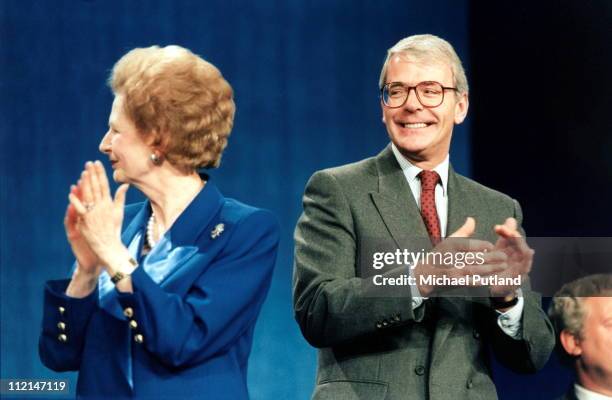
{"left": 575, "top": 383, "right": 612, "bottom": 400}
{"left": 391, "top": 142, "right": 449, "bottom": 195}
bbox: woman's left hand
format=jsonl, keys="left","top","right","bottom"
{"left": 69, "top": 160, "right": 130, "bottom": 268}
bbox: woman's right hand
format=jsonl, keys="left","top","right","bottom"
{"left": 65, "top": 183, "right": 102, "bottom": 275}
{"left": 65, "top": 183, "right": 102, "bottom": 297}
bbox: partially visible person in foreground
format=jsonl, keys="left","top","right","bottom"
{"left": 549, "top": 274, "right": 612, "bottom": 400}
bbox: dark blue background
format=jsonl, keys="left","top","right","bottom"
{"left": 3, "top": 1, "right": 609, "bottom": 399}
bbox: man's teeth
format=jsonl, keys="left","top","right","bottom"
{"left": 402, "top": 123, "right": 428, "bottom": 128}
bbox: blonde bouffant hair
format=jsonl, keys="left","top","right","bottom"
{"left": 109, "top": 45, "right": 235, "bottom": 171}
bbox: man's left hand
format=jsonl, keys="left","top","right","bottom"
{"left": 490, "top": 218, "right": 534, "bottom": 299}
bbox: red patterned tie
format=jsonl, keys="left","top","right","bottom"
{"left": 419, "top": 170, "right": 441, "bottom": 245}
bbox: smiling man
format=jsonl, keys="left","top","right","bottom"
{"left": 380, "top": 47, "right": 467, "bottom": 170}
{"left": 293, "top": 34, "right": 554, "bottom": 400}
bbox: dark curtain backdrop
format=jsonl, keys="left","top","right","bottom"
{"left": 0, "top": 1, "right": 471, "bottom": 399}
{"left": 469, "top": 2, "right": 612, "bottom": 398}
{"left": 470, "top": 1, "right": 612, "bottom": 237}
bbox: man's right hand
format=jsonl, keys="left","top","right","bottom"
{"left": 414, "top": 217, "right": 508, "bottom": 297}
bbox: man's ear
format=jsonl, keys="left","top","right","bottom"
{"left": 454, "top": 92, "right": 469, "bottom": 124}
{"left": 381, "top": 101, "right": 386, "bottom": 124}
{"left": 559, "top": 329, "right": 583, "bottom": 357}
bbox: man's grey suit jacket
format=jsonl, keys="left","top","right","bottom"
{"left": 293, "top": 146, "right": 555, "bottom": 400}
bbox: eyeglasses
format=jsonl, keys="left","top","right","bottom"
{"left": 381, "top": 81, "right": 458, "bottom": 108}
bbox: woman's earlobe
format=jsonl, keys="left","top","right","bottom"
{"left": 150, "top": 151, "right": 164, "bottom": 166}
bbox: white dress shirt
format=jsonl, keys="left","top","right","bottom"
{"left": 390, "top": 143, "right": 524, "bottom": 340}
{"left": 575, "top": 384, "right": 612, "bottom": 400}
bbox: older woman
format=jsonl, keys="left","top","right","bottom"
{"left": 39, "top": 46, "right": 279, "bottom": 399}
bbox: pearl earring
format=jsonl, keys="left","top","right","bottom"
{"left": 150, "top": 153, "right": 162, "bottom": 165}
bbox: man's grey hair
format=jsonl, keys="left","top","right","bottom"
{"left": 378, "top": 34, "right": 469, "bottom": 94}
{"left": 548, "top": 274, "right": 612, "bottom": 339}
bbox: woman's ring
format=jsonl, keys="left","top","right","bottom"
{"left": 84, "top": 203, "right": 95, "bottom": 212}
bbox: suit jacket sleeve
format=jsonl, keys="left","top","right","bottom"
{"left": 115, "top": 209, "right": 280, "bottom": 369}
{"left": 293, "top": 171, "right": 425, "bottom": 348}
{"left": 38, "top": 203, "right": 149, "bottom": 373}
{"left": 38, "top": 280, "right": 99, "bottom": 372}
{"left": 487, "top": 199, "right": 555, "bottom": 372}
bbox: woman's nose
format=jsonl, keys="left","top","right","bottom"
{"left": 99, "top": 130, "right": 111, "bottom": 154}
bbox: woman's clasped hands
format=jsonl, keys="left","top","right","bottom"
{"left": 64, "top": 161, "right": 131, "bottom": 296}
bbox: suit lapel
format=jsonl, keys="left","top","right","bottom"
{"left": 446, "top": 167, "right": 493, "bottom": 240}
{"left": 370, "top": 146, "right": 431, "bottom": 250}
{"left": 446, "top": 165, "right": 482, "bottom": 236}
{"left": 370, "top": 148, "right": 475, "bottom": 246}
{"left": 120, "top": 204, "right": 148, "bottom": 248}
{"left": 369, "top": 150, "right": 480, "bottom": 366}
{"left": 156, "top": 174, "right": 224, "bottom": 285}
{"left": 446, "top": 165, "right": 472, "bottom": 236}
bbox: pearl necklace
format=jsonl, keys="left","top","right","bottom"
{"left": 146, "top": 213, "right": 159, "bottom": 249}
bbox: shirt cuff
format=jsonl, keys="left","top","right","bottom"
{"left": 409, "top": 264, "right": 428, "bottom": 310}
{"left": 495, "top": 294, "right": 524, "bottom": 340}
